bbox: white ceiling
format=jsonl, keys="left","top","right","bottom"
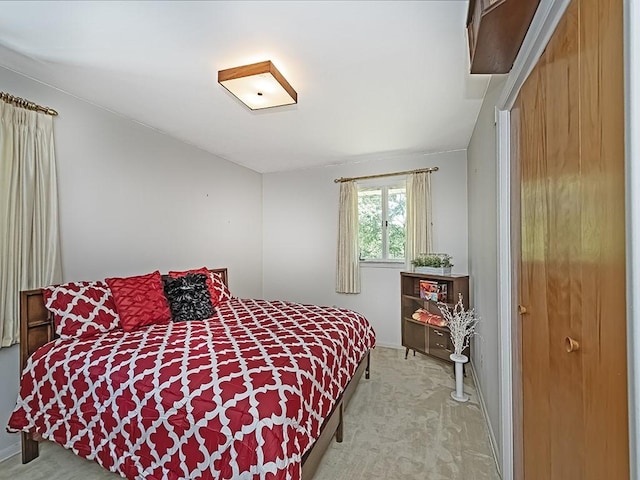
{"left": 0, "top": 1, "right": 489, "bottom": 173}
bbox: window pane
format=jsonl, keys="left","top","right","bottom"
{"left": 358, "top": 189, "right": 382, "bottom": 260}
{"left": 387, "top": 187, "right": 406, "bottom": 260}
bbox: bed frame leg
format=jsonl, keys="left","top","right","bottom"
{"left": 336, "top": 403, "right": 344, "bottom": 443}
{"left": 21, "top": 432, "right": 39, "bottom": 463}
{"left": 365, "top": 352, "right": 370, "bottom": 380}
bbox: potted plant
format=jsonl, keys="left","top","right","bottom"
{"left": 437, "top": 293, "right": 479, "bottom": 402}
{"left": 411, "top": 253, "right": 453, "bottom": 275}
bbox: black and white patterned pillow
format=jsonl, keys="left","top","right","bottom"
{"left": 163, "top": 273, "right": 215, "bottom": 322}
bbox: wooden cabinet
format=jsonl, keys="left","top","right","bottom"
{"left": 466, "top": 0, "right": 540, "bottom": 74}
{"left": 400, "top": 272, "right": 470, "bottom": 363}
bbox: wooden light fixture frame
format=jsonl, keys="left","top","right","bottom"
{"left": 217, "top": 60, "right": 297, "bottom": 109}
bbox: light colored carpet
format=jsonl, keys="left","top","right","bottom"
{"left": 0, "top": 347, "right": 499, "bottom": 480}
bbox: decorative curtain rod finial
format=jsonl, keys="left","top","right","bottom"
{"left": 0, "top": 91, "right": 58, "bottom": 116}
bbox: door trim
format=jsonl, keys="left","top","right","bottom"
{"left": 625, "top": 0, "right": 640, "bottom": 478}
{"left": 496, "top": 108, "right": 514, "bottom": 479}
{"left": 495, "top": 1, "right": 570, "bottom": 479}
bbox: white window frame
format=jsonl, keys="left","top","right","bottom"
{"left": 357, "top": 177, "right": 407, "bottom": 265}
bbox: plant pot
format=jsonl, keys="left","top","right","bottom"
{"left": 414, "top": 266, "right": 452, "bottom": 276}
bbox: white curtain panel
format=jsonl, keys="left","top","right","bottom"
{"left": 0, "top": 102, "right": 61, "bottom": 347}
{"left": 336, "top": 180, "right": 360, "bottom": 294}
{"left": 406, "top": 171, "right": 433, "bottom": 268}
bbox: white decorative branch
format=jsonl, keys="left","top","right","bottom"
{"left": 437, "top": 293, "right": 479, "bottom": 355}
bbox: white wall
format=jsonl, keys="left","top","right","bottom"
{"left": 0, "top": 65, "right": 263, "bottom": 458}
{"left": 467, "top": 75, "right": 507, "bottom": 465}
{"left": 0, "top": 346, "right": 20, "bottom": 461}
{"left": 262, "top": 150, "right": 468, "bottom": 348}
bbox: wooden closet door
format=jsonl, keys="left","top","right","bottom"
{"left": 578, "top": 0, "right": 628, "bottom": 477}
{"left": 514, "top": 0, "right": 628, "bottom": 478}
{"left": 516, "top": 46, "right": 555, "bottom": 480}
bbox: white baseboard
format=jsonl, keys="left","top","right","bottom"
{"left": 470, "top": 363, "right": 501, "bottom": 478}
{"left": 0, "top": 441, "right": 20, "bottom": 463}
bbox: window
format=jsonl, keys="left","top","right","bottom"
{"left": 357, "top": 182, "right": 406, "bottom": 262}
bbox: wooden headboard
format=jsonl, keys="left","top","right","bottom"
{"left": 19, "top": 268, "right": 229, "bottom": 372}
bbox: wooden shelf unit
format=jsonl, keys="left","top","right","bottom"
{"left": 400, "top": 272, "right": 470, "bottom": 363}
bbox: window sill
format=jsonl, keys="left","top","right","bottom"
{"left": 360, "top": 261, "right": 406, "bottom": 269}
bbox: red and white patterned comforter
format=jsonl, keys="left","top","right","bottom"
{"left": 7, "top": 298, "right": 376, "bottom": 480}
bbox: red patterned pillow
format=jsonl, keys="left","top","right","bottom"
{"left": 210, "top": 271, "right": 232, "bottom": 304}
{"left": 42, "top": 281, "right": 121, "bottom": 340}
{"left": 169, "top": 267, "right": 220, "bottom": 306}
{"left": 105, "top": 271, "right": 171, "bottom": 332}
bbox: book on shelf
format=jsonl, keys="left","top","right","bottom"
{"left": 419, "top": 280, "right": 448, "bottom": 302}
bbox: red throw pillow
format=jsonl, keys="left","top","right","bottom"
{"left": 106, "top": 271, "right": 171, "bottom": 332}
{"left": 169, "top": 267, "right": 221, "bottom": 307}
{"left": 42, "top": 281, "right": 121, "bottom": 339}
{"left": 210, "top": 271, "right": 232, "bottom": 304}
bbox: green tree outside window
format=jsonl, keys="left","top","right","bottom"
{"left": 358, "top": 184, "right": 405, "bottom": 261}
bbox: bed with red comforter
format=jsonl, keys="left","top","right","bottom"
{"left": 7, "top": 295, "right": 375, "bottom": 479}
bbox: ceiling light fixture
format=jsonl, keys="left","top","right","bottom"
{"left": 218, "top": 60, "right": 297, "bottom": 110}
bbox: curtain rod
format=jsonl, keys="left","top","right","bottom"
{"left": 333, "top": 166, "right": 439, "bottom": 183}
{"left": 0, "top": 91, "right": 58, "bottom": 116}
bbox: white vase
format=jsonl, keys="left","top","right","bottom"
{"left": 450, "top": 353, "right": 470, "bottom": 402}
{"left": 415, "top": 266, "right": 452, "bottom": 276}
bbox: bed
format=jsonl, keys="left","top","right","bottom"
{"left": 7, "top": 268, "right": 376, "bottom": 480}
